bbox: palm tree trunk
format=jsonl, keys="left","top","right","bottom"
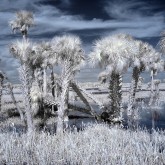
{"left": 72, "top": 81, "right": 104, "bottom": 110}
{"left": 7, "top": 83, "right": 25, "bottom": 123}
{"left": 43, "top": 68, "right": 47, "bottom": 97}
{"left": 0, "top": 78, "right": 3, "bottom": 112}
{"left": 149, "top": 69, "right": 155, "bottom": 130}
{"left": 22, "top": 29, "right": 27, "bottom": 41}
{"left": 19, "top": 64, "right": 34, "bottom": 132}
{"left": 56, "top": 79, "right": 70, "bottom": 134}
{"left": 71, "top": 82, "right": 100, "bottom": 119}
{"left": 50, "top": 66, "right": 55, "bottom": 97}
{"left": 151, "top": 108, "right": 155, "bottom": 130}
{"left": 17, "top": 25, "right": 33, "bottom": 131}
{"left": 109, "top": 71, "right": 122, "bottom": 118}
{"left": 155, "top": 82, "right": 160, "bottom": 106}
{"left": 127, "top": 66, "right": 141, "bottom": 127}
{"left": 149, "top": 70, "right": 154, "bottom": 106}
{"left": 56, "top": 61, "right": 70, "bottom": 133}
{"left": 128, "top": 67, "right": 140, "bottom": 110}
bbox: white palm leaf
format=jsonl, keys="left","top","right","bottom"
{"left": 9, "top": 10, "right": 34, "bottom": 33}
{"left": 89, "top": 33, "right": 137, "bottom": 74}
{"left": 10, "top": 39, "right": 32, "bottom": 62}
{"left": 51, "top": 35, "right": 85, "bottom": 68}
{"left": 31, "top": 41, "right": 57, "bottom": 69}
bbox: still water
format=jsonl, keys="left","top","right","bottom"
{"left": 69, "top": 101, "right": 165, "bottom": 131}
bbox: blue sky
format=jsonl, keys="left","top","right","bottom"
{"left": 0, "top": 0, "right": 165, "bottom": 83}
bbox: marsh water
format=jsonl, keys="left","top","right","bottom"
{"left": 69, "top": 103, "right": 165, "bottom": 131}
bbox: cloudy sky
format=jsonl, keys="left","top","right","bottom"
{"left": 0, "top": 0, "right": 165, "bottom": 83}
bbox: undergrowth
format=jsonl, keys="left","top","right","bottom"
{"left": 0, "top": 124, "right": 165, "bottom": 165}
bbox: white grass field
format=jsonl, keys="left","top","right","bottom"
{"left": 0, "top": 124, "right": 165, "bottom": 165}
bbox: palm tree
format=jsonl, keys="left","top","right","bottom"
{"left": 10, "top": 40, "right": 34, "bottom": 132}
{"left": 127, "top": 41, "right": 151, "bottom": 125}
{"left": 135, "top": 42, "right": 163, "bottom": 129}
{"left": 139, "top": 44, "right": 163, "bottom": 106}
{"left": 31, "top": 41, "right": 54, "bottom": 97}
{"left": 146, "top": 52, "right": 163, "bottom": 129}
{"left": 29, "top": 41, "right": 57, "bottom": 127}
{"left": 9, "top": 10, "right": 34, "bottom": 132}
{"left": 89, "top": 34, "right": 137, "bottom": 121}
{"left": 9, "top": 10, "right": 34, "bottom": 40}
{"left": 51, "top": 35, "right": 85, "bottom": 133}
{"left": 126, "top": 40, "right": 163, "bottom": 128}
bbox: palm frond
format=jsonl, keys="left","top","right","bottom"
{"left": 51, "top": 34, "right": 85, "bottom": 67}
{"left": 9, "top": 10, "right": 34, "bottom": 33}
{"left": 89, "top": 33, "right": 137, "bottom": 73}
{"left": 10, "top": 39, "right": 33, "bottom": 63}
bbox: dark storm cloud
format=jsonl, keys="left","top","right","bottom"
{"left": 37, "top": 0, "right": 165, "bottom": 38}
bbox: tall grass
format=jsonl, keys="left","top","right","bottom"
{"left": 0, "top": 124, "right": 165, "bottom": 165}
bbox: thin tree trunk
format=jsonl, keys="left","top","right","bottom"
{"left": 151, "top": 108, "right": 155, "bottom": 130}
{"left": 72, "top": 81, "right": 104, "bottom": 110}
{"left": 155, "top": 82, "right": 160, "bottom": 106}
{"left": 22, "top": 30, "right": 27, "bottom": 41}
{"left": 127, "top": 66, "right": 141, "bottom": 127}
{"left": 109, "top": 71, "right": 122, "bottom": 118}
{"left": 71, "top": 82, "right": 100, "bottom": 119}
{"left": 0, "top": 78, "right": 3, "bottom": 112}
{"left": 23, "top": 35, "right": 26, "bottom": 41}
{"left": 33, "top": 69, "right": 45, "bottom": 117}
{"left": 119, "top": 75, "right": 123, "bottom": 118}
{"left": 128, "top": 67, "right": 140, "bottom": 111}
{"left": 7, "top": 83, "right": 25, "bottom": 123}
{"left": 19, "top": 64, "right": 34, "bottom": 132}
{"left": 149, "top": 70, "right": 156, "bottom": 130}
{"left": 50, "top": 66, "right": 55, "bottom": 97}
{"left": 149, "top": 70, "right": 154, "bottom": 106}
{"left": 43, "top": 68, "right": 47, "bottom": 97}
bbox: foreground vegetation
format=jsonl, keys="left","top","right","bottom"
{"left": 0, "top": 124, "right": 164, "bottom": 165}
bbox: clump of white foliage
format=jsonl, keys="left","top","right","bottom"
{"left": 9, "top": 10, "right": 34, "bottom": 38}
{"left": 51, "top": 35, "right": 85, "bottom": 133}
{"left": 10, "top": 40, "right": 33, "bottom": 63}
